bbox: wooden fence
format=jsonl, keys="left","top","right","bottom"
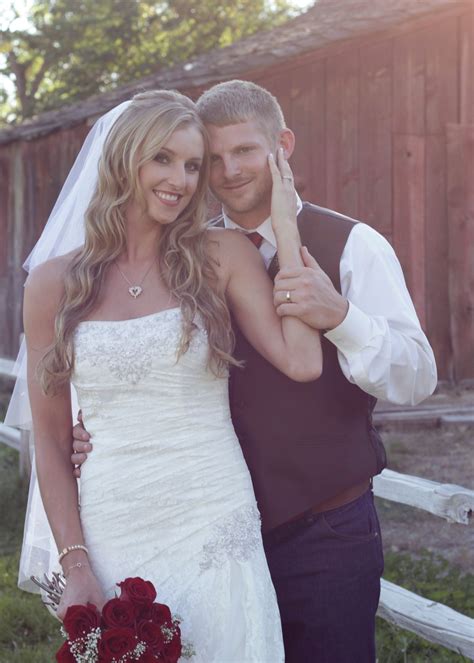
{"left": 1, "top": 360, "right": 473, "bottom": 658}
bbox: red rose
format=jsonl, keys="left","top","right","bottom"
{"left": 56, "top": 641, "right": 76, "bottom": 663}
{"left": 63, "top": 603, "right": 101, "bottom": 640}
{"left": 117, "top": 577, "right": 157, "bottom": 607}
{"left": 98, "top": 627, "right": 137, "bottom": 661}
{"left": 163, "top": 629, "right": 182, "bottom": 663}
{"left": 102, "top": 597, "right": 136, "bottom": 628}
{"left": 98, "top": 650, "right": 112, "bottom": 663}
{"left": 136, "top": 651, "right": 157, "bottom": 662}
{"left": 151, "top": 602, "right": 172, "bottom": 625}
{"left": 137, "top": 620, "right": 165, "bottom": 654}
{"left": 138, "top": 601, "right": 172, "bottom": 625}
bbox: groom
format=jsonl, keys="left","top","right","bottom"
{"left": 72, "top": 80, "right": 437, "bottom": 662}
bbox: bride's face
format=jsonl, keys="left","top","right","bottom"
{"left": 134, "top": 124, "right": 205, "bottom": 226}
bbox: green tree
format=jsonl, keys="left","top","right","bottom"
{"left": 0, "top": 0, "right": 295, "bottom": 125}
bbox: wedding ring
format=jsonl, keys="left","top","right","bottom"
{"left": 285, "top": 290, "right": 292, "bottom": 303}
{"left": 282, "top": 176, "right": 293, "bottom": 181}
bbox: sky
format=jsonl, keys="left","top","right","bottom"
{"left": 0, "top": 0, "right": 33, "bottom": 33}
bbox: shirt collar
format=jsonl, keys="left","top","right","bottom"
{"left": 222, "top": 195, "right": 303, "bottom": 249}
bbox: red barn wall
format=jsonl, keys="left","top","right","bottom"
{"left": 0, "top": 4, "right": 472, "bottom": 382}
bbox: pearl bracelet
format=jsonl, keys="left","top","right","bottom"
{"left": 58, "top": 544, "right": 89, "bottom": 564}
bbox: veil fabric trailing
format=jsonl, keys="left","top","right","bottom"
{"left": 5, "top": 100, "right": 132, "bottom": 592}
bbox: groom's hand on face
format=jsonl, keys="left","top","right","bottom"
{"left": 71, "top": 410, "right": 92, "bottom": 478}
{"left": 273, "top": 246, "right": 349, "bottom": 331}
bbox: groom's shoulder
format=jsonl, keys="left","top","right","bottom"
{"left": 298, "top": 202, "right": 362, "bottom": 259}
{"left": 300, "top": 201, "right": 359, "bottom": 228}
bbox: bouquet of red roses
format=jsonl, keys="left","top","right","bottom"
{"left": 56, "top": 577, "right": 194, "bottom": 662}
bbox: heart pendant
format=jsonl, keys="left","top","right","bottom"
{"left": 128, "top": 286, "right": 143, "bottom": 298}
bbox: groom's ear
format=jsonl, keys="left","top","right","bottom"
{"left": 279, "top": 128, "right": 296, "bottom": 160}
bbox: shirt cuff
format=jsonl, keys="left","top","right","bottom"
{"left": 324, "top": 301, "right": 373, "bottom": 354}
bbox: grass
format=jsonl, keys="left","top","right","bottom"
{"left": 376, "top": 549, "right": 474, "bottom": 662}
{"left": 0, "top": 445, "right": 62, "bottom": 661}
{"left": 0, "top": 554, "right": 62, "bottom": 661}
{"left": 0, "top": 379, "right": 13, "bottom": 422}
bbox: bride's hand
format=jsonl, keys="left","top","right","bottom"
{"left": 268, "top": 147, "right": 298, "bottom": 233}
{"left": 57, "top": 566, "right": 106, "bottom": 621}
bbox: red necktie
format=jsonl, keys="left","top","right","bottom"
{"left": 246, "top": 232, "right": 263, "bottom": 249}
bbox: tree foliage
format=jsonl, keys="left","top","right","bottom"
{"left": 0, "top": 0, "right": 295, "bottom": 125}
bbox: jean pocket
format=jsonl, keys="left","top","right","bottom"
{"left": 321, "top": 493, "right": 379, "bottom": 543}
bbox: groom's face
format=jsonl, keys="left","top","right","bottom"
{"left": 206, "top": 120, "right": 275, "bottom": 230}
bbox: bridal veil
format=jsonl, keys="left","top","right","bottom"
{"left": 5, "top": 100, "right": 131, "bottom": 592}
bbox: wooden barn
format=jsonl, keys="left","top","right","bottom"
{"left": 0, "top": 0, "right": 472, "bottom": 383}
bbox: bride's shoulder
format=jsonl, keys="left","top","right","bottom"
{"left": 205, "top": 227, "right": 253, "bottom": 261}
{"left": 26, "top": 249, "right": 80, "bottom": 290}
{"left": 205, "top": 228, "right": 256, "bottom": 284}
{"left": 24, "top": 250, "right": 80, "bottom": 319}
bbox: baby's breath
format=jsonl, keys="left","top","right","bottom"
{"left": 181, "top": 641, "right": 196, "bottom": 658}
{"left": 68, "top": 626, "right": 101, "bottom": 662}
{"left": 66, "top": 633, "right": 147, "bottom": 663}
{"left": 162, "top": 615, "right": 195, "bottom": 659}
{"left": 112, "top": 639, "right": 147, "bottom": 662}
{"left": 161, "top": 618, "right": 180, "bottom": 644}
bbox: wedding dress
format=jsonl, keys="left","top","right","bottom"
{"left": 71, "top": 306, "right": 284, "bottom": 662}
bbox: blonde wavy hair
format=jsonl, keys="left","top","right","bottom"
{"left": 40, "top": 89, "right": 237, "bottom": 394}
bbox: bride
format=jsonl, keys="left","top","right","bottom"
{"left": 17, "top": 89, "right": 322, "bottom": 661}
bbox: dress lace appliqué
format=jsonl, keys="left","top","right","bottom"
{"left": 200, "top": 505, "right": 261, "bottom": 572}
{"left": 74, "top": 309, "right": 207, "bottom": 385}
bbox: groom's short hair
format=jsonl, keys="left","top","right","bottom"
{"left": 196, "top": 80, "right": 286, "bottom": 144}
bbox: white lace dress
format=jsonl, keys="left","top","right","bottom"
{"left": 72, "top": 308, "right": 283, "bottom": 662}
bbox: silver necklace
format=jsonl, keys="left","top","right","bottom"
{"left": 115, "top": 259, "right": 156, "bottom": 299}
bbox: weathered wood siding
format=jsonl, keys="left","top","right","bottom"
{"left": 0, "top": 4, "right": 472, "bottom": 381}
{"left": 446, "top": 124, "right": 474, "bottom": 382}
{"left": 249, "top": 5, "right": 473, "bottom": 381}
{"left": 1, "top": 126, "right": 91, "bottom": 353}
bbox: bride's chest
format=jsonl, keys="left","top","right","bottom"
{"left": 73, "top": 309, "right": 209, "bottom": 386}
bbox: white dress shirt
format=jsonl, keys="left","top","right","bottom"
{"left": 222, "top": 201, "right": 438, "bottom": 406}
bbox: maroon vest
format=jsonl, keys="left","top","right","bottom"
{"left": 228, "top": 203, "right": 386, "bottom": 532}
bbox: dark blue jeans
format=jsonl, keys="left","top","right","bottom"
{"left": 263, "top": 489, "right": 384, "bottom": 663}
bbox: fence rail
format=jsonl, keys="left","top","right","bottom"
{"left": 379, "top": 580, "right": 474, "bottom": 658}
{"left": 373, "top": 468, "right": 474, "bottom": 525}
{"left": 0, "top": 357, "right": 16, "bottom": 379}
{"left": 373, "top": 471, "right": 474, "bottom": 659}
{"left": 1, "top": 356, "right": 473, "bottom": 657}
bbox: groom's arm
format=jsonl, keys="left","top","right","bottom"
{"left": 71, "top": 411, "right": 92, "bottom": 477}
{"left": 273, "top": 223, "right": 437, "bottom": 405}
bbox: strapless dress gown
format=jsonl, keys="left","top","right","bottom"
{"left": 72, "top": 307, "right": 284, "bottom": 662}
